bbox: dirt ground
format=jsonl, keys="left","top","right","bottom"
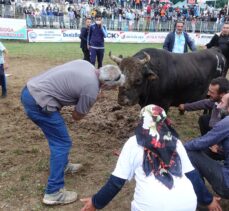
{"left": 0, "top": 56, "right": 229, "bottom": 211}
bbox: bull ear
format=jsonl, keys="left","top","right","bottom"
{"left": 144, "top": 69, "right": 158, "bottom": 80}
{"left": 109, "top": 51, "right": 123, "bottom": 65}
{"left": 139, "top": 52, "right": 150, "bottom": 64}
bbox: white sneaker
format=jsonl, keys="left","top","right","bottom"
{"left": 43, "top": 188, "right": 77, "bottom": 205}
{"left": 64, "top": 163, "right": 83, "bottom": 174}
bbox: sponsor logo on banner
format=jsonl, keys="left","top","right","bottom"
{"left": 0, "top": 18, "right": 27, "bottom": 40}
{"left": 28, "top": 29, "right": 81, "bottom": 42}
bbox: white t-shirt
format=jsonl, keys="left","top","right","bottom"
{"left": 112, "top": 136, "right": 197, "bottom": 211}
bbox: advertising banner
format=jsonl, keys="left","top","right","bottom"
{"left": 28, "top": 29, "right": 214, "bottom": 45}
{"left": 0, "top": 18, "right": 27, "bottom": 40}
{"left": 28, "top": 29, "right": 81, "bottom": 42}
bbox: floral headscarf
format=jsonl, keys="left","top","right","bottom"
{"left": 135, "top": 105, "right": 182, "bottom": 189}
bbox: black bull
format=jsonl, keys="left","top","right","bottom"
{"left": 110, "top": 47, "right": 228, "bottom": 111}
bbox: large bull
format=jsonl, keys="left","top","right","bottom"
{"left": 110, "top": 47, "right": 227, "bottom": 111}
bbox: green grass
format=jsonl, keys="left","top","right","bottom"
{"left": 3, "top": 41, "right": 162, "bottom": 63}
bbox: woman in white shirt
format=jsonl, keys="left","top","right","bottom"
{"left": 81, "top": 105, "right": 221, "bottom": 211}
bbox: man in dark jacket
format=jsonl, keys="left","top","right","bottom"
{"left": 163, "top": 21, "right": 196, "bottom": 53}
{"left": 87, "top": 13, "right": 107, "bottom": 68}
{"left": 205, "top": 22, "right": 229, "bottom": 69}
{"left": 80, "top": 17, "right": 91, "bottom": 62}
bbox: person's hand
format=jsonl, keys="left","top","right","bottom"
{"left": 80, "top": 197, "right": 96, "bottom": 211}
{"left": 4, "top": 62, "right": 9, "bottom": 70}
{"left": 209, "top": 145, "right": 219, "bottom": 153}
{"left": 178, "top": 104, "right": 185, "bottom": 114}
{"left": 207, "top": 196, "right": 222, "bottom": 211}
{"left": 200, "top": 45, "right": 207, "bottom": 49}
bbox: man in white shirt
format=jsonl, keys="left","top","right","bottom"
{"left": 163, "top": 21, "right": 196, "bottom": 53}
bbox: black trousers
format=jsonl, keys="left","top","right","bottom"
{"left": 81, "top": 47, "right": 90, "bottom": 62}
{"left": 198, "top": 114, "right": 211, "bottom": 136}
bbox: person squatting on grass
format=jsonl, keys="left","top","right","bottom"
{"left": 21, "top": 60, "right": 125, "bottom": 205}
{"left": 185, "top": 93, "right": 229, "bottom": 204}
{"left": 0, "top": 41, "right": 9, "bottom": 98}
{"left": 81, "top": 104, "right": 221, "bottom": 211}
{"left": 179, "top": 77, "right": 229, "bottom": 161}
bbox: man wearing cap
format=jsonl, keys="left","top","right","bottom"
{"left": 21, "top": 60, "right": 125, "bottom": 206}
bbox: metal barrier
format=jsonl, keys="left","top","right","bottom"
{"left": 0, "top": 4, "right": 223, "bottom": 34}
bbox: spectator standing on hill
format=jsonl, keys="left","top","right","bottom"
{"left": 0, "top": 41, "right": 8, "bottom": 98}
{"left": 59, "top": 5, "right": 65, "bottom": 29}
{"left": 80, "top": 17, "right": 91, "bottom": 62}
{"left": 68, "top": 7, "right": 75, "bottom": 29}
{"left": 53, "top": 4, "right": 59, "bottom": 23}
{"left": 21, "top": 60, "right": 125, "bottom": 205}
{"left": 163, "top": 20, "right": 196, "bottom": 53}
{"left": 46, "top": 4, "right": 54, "bottom": 28}
{"left": 88, "top": 13, "right": 107, "bottom": 68}
{"left": 41, "top": 5, "right": 47, "bottom": 27}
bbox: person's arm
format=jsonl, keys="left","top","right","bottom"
{"left": 80, "top": 28, "right": 87, "bottom": 41}
{"left": 185, "top": 118, "right": 229, "bottom": 151}
{"left": 163, "top": 33, "right": 171, "bottom": 51}
{"left": 185, "top": 170, "right": 222, "bottom": 210}
{"left": 206, "top": 34, "right": 219, "bottom": 49}
{"left": 181, "top": 99, "right": 215, "bottom": 112}
{"left": 81, "top": 176, "right": 125, "bottom": 211}
{"left": 3, "top": 49, "right": 9, "bottom": 70}
{"left": 101, "top": 25, "right": 108, "bottom": 38}
{"left": 87, "top": 25, "right": 92, "bottom": 48}
{"left": 185, "top": 169, "right": 213, "bottom": 205}
{"left": 186, "top": 33, "right": 197, "bottom": 51}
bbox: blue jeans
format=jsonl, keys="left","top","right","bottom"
{"left": 0, "top": 64, "right": 7, "bottom": 96}
{"left": 21, "top": 87, "right": 72, "bottom": 194}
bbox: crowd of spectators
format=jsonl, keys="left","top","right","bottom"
{"left": 0, "top": 0, "right": 228, "bottom": 33}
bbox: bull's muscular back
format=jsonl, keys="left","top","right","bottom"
{"left": 135, "top": 48, "right": 227, "bottom": 110}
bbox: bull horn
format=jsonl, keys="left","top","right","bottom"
{"left": 109, "top": 51, "right": 122, "bottom": 64}
{"left": 139, "top": 52, "right": 151, "bottom": 64}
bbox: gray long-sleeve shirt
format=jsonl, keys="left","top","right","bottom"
{"left": 27, "top": 60, "right": 99, "bottom": 114}
{"left": 184, "top": 99, "right": 221, "bottom": 127}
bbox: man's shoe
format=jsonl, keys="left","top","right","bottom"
{"left": 64, "top": 163, "right": 83, "bottom": 174}
{"left": 43, "top": 188, "right": 77, "bottom": 205}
